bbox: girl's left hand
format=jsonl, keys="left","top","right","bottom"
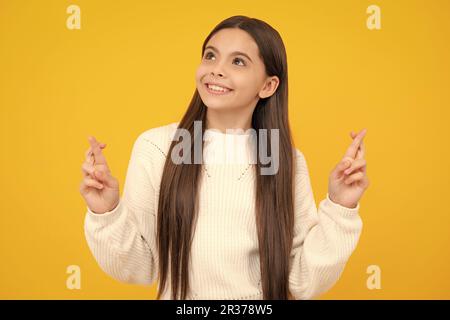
{"left": 328, "top": 128, "right": 370, "bottom": 208}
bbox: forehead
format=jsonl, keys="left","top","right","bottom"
{"left": 206, "top": 28, "right": 260, "bottom": 59}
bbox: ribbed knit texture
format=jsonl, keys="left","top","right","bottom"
{"left": 84, "top": 122, "right": 363, "bottom": 300}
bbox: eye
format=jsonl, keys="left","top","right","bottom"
{"left": 233, "top": 57, "right": 245, "bottom": 66}
{"left": 204, "top": 52, "right": 215, "bottom": 60}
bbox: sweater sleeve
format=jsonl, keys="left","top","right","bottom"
{"left": 83, "top": 132, "right": 159, "bottom": 286}
{"left": 288, "top": 150, "right": 363, "bottom": 300}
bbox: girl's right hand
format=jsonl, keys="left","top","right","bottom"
{"left": 79, "top": 136, "right": 120, "bottom": 214}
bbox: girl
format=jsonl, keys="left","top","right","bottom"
{"left": 80, "top": 15, "right": 369, "bottom": 300}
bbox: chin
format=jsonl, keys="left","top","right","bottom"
{"left": 198, "top": 90, "right": 236, "bottom": 110}
{"left": 203, "top": 100, "right": 234, "bottom": 110}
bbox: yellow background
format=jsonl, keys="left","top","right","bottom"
{"left": 1, "top": 0, "right": 449, "bottom": 299}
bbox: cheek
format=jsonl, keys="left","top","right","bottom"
{"left": 195, "top": 65, "right": 208, "bottom": 89}
{"left": 234, "top": 74, "right": 260, "bottom": 96}
{"left": 196, "top": 64, "right": 209, "bottom": 79}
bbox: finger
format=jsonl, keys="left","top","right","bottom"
{"left": 344, "top": 128, "right": 367, "bottom": 159}
{"left": 343, "top": 158, "right": 366, "bottom": 176}
{"left": 358, "top": 139, "right": 365, "bottom": 160}
{"left": 82, "top": 162, "right": 110, "bottom": 178}
{"left": 334, "top": 157, "right": 353, "bottom": 178}
{"left": 85, "top": 147, "right": 91, "bottom": 159}
{"left": 351, "top": 131, "right": 365, "bottom": 160}
{"left": 350, "top": 131, "right": 364, "bottom": 160}
{"left": 85, "top": 144, "right": 106, "bottom": 164}
{"left": 344, "top": 171, "right": 365, "bottom": 184}
{"left": 82, "top": 177, "right": 104, "bottom": 190}
{"left": 87, "top": 136, "right": 106, "bottom": 150}
{"left": 82, "top": 162, "right": 96, "bottom": 177}
{"left": 88, "top": 136, "right": 108, "bottom": 165}
{"left": 93, "top": 169, "right": 116, "bottom": 188}
{"left": 85, "top": 147, "right": 94, "bottom": 164}
{"left": 85, "top": 143, "right": 106, "bottom": 157}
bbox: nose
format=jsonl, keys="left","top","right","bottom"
{"left": 211, "top": 70, "right": 224, "bottom": 77}
{"left": 210, "top": 60, "right": 226, "bottom": 78}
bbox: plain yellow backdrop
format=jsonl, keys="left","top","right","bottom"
{"left": 1, "top": 0, "right": 449, "bottom": 299}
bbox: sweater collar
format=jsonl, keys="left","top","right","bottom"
{"left": 203, "top": 128, "right": 257, "bottom": 165}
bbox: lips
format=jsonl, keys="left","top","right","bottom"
{"left": 204, "top": 82, "right": 234, "bottom": 95}
{"left": 205, "top": 82, "right": 233, "bottom": 90}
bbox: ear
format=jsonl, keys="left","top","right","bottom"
{"left": 258, "top": 76, "right": 280, "bottom": 99}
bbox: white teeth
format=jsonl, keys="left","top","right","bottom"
{"left": 207, "top": 84, "right": 230, "bottom": 92}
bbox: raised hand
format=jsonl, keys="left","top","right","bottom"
{"left": 79, "top": 136, "right": 120, "bottom": 214}
{"left": 328, "top": 128, "right": 369, "bottom": 208}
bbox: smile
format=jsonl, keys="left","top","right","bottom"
{"left": 205, "top": 83, "right": 233, "bottom": 95}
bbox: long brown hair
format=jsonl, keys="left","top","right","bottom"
{"left": 156, "top": 15, "right": 295, "bottom": 300}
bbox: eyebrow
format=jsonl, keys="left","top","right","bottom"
{"left": 204, "top": 45, "right": 253, "bottom": 63}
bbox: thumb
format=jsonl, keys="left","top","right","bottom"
{"left": 341, "top": 158, "right": 352, "bottom": 169}
{"left": 334, "top": 157, "right": 353, "bottom": 177}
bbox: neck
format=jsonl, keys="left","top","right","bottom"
{"left": 205, "top": 106, "right": 254, "bottom": 133}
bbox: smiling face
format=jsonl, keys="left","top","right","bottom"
{"left": 195, "top": 28, "right": 279, "bottom": 114}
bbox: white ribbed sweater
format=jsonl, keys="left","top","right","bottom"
{"left": 84, "top": 122, "right": 363, "bottom": 300}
